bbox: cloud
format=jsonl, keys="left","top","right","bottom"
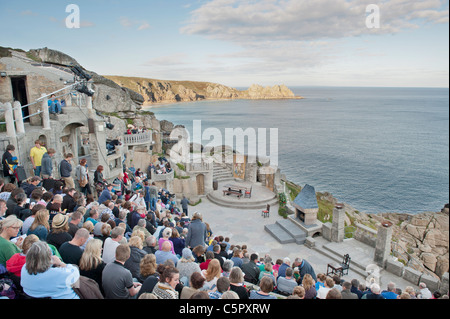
{"left": 119, "top": 17, "right": 151, "bottom": 31}
{"left": 181, "top": 0, "right": 449, "bottom": 42}
{"left": 119, "top": 17, "right": 134, "bottom": 28}
{"left": 21, "top": 10, "right": 39, "bottom": 16}
{"left": 174, "top": 0, "right": 449, "bottom": 87}
{"left": 138, "top": 22, "right": 151, "bottom": 31}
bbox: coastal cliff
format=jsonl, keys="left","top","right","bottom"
{"left": 104, "top": 76, "right": 301, "bottom": 106}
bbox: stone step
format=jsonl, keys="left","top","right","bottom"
{"left": 276, "top": 219, "right": 307, "bottom": 245}
{"left": 322, "top": 240, "right": 373, "bottom": 273}
{"left": 264, "top": 223, "right": 296, "bottom": 244}
{"left": 312, "top": 240, "right": 370, "bottom": 278}
{"left": 213, "top": 171, "right": 233, "bottom": 178}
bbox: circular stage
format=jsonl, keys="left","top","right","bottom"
{"left": 206, "top": 179, "right": 278, "bottom": 209}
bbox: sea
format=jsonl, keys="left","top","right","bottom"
{"left": 146, "top": 87, "right": 449, "bottom": 215}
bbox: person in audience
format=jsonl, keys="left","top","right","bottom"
{"left": 250, "top": 276, "right": 276, "bottom": 299}
{"left": 0, "top": 215, "right": 23, "bottom": 266}
{"left": 152, "top": 265, "right": 180, "bottom": 299}
{"left": 177, "top": 247, "right": 202, "bottom": 286}
{"left": 229, "top": 266, "right": 249, "bottom": 299}
{"left": 21, "top": 241, "right": 80, "bottom": 299}
{"left": 185, "top": 212, "right": 207, "bottom": 249}
{"left": 230, "top": 248, "right": 244, "bottom": 268}
{"left": 317, "top": 276, "right": 335, "bottom": 299}
{"left": 158, "top": 227, "right": 176, "bottom": 255}
{"left": 302, "top": 273, "right": 317, "bottom": 299}
{"left": 201, "top": 258, "right": 222, "bottom": 290}
{"left": 326, "top": 288, "right": 342, "bottom": 299}
{"left": 351, "top": 278, "right": 363, "bottom": 299}
{"left": 79, "top": 238, "right": 106, "bottom": 293}
{"left": 381, "top": 281, "right": 399, "bottom": 299}
{"left": 139, "top": 253, "right": 158, "bottom": 283}
{"left": 209, "top": 276, "right": 231, "bottom": 299}
{"left": 46, "top": 213, "right": 72, "bottom": 250}
{"left": 102, "top": 243, "right": 142, "bottom": 299}
{"left": 6, "top": 234, "right": 39, "bottom": 277}
{"left": 277, "top": 257, "right": 291, "bottom": 279}
{"left": 180, "top": 271, "right": 206, "bottom": 299}
{"left": 292, "top": 286, "right": 306, "bottom": 299}
{"left": 404, "top": 286, "right": 417, "bottom": 299}
{"left": 155, "top": 240, "right": 179, "bottom": 266}
{"left": 362, "top": 283, "right": 385, "bottom": 299}
{"left": 102, "top": 227, "right": 125, "bottom": 264}
{"left": 59, "top": 228, "right": 90, "bottom": 266}
{"left": 259, "top": 261, "right": 276, "bottom": 286}
{"left": 341, "top": 281, "right": 358, "bottom": 299}
{"left": 276, "top": 267, "right": 298, "bottom": 295}
{"left": 27, "top": 209, "right": 50, "bottom": 240}
{"left": 124, "top": 236, "right": 148, "bottom": 282}
{"left": 241, "top": 253, "right": 260, "bottom": 285}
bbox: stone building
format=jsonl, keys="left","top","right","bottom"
{"left": 0, "top": 47, "right": 155, "bottom": 184}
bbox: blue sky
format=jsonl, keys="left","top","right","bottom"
{"left": 0, "top": 0, "right": 448, "bottom": 87}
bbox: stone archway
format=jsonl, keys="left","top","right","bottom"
{"left": 60, "top": 122, "right": 85, "bottom": 159}
{"left": 196, "top": 174, "right": 205, "bottom": 195}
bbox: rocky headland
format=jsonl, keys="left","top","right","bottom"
{"left": 104, "top": 75, "right": 302, "bottom": 106}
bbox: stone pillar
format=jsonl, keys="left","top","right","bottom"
{"left": 86, "top": 83, "right": 93, "bottom": 110}
{"left": 4, "top": 102, "right": 16, "bottom": 138}
{"left": 13, "top": 101, "right": 25, "bottom": 134}
{"left": 65, "top": 88, "right": 72, "bottom": 107}
{"left": 374, "top": 220, "right": 393, "bottom": 268}
{"left": 331, "top": 203, "right": 346, "bottom": 242}
{"left": 41, "top": 94, "right": 51, "bottom": 130}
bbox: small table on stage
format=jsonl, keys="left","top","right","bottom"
{"left": 326, "top": 262, "right": 343, "bottom": 277}
{"left": 222, "top": 184, "right": 248, "bottom": 199}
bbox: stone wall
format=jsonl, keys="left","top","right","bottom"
{"left": 354, "top": 223, "right": 378, "bottom": 248}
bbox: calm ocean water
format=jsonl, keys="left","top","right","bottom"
{"left": 148, "top": 87, "right": 449, "bottom": 214}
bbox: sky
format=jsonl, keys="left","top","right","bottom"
{"left": 0, "top": 0, "right": 448, "bottom": 88}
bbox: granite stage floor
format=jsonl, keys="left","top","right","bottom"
{"left": 190, "top": 194, "right": 420, "bottom": 291}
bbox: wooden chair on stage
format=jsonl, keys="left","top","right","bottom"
{"left": 262, "top": 204, "right": 270, "bottom": 218}
{"left": 244, "top": 186, "right": 252, "bottom": 198}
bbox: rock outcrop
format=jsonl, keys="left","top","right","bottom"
{"left": 29, "top": 47, "right": 78, "bottom": 66}
{"left": 240, "top": 84, "right": 296, "bottom": 99}
{"left": 104, "top": 76, "right": 301, "bottom": 106}
{"left": 314, "top": 192, "right": 449, "bottom": 279}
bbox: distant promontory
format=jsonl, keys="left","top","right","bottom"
{"left": 104, "top": 75, "right": 303, "bottom": 106}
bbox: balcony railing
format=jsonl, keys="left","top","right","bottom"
{"left": 123, "top": 131, "right": 152, "bottom": 146}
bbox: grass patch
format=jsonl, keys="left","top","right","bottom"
{"left": 316, "top": 194, "right": 334, "bottom": 224}
{"left": 174, "top": 171, "right": 190, "bottom": 180}
{"left": 278, "top": 206, "right": 289, "bottom": 219}
{"left": 285, "top": 180, "right": 302, "bottom": 201}
{"left": 0, "top": 117, "right": 6, "bottom": 133}
{"left": 344, "top": 226, "right": 357, "bottom": 238}
{"left": 189, "top": 199, "right": 202, "bottom": 206}
{"left": 176, "top": 163, "right": 186, "bottom": 171}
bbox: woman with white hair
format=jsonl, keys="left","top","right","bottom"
{"left": 361, "top": 283, "right": 385, "bottom": 299}
{"left": 158, "top": 227, "right": 176, "bottom": 255}
{"left": 20, "top": 241, "right": 80, "bottom": 299}
{"left": 176, "top": 248, "right": 201, "bottom": 286}
{"left": 0, "top": 215, "right": 23, "bottom": 266}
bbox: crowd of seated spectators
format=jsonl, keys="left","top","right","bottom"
{"left": 0, "top": 174, "right": 448, "bottom": 300}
